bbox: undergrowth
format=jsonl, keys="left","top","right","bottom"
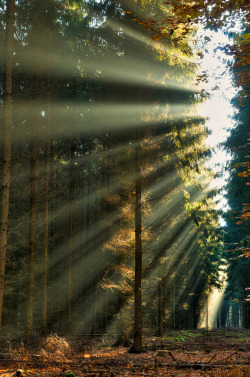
{"left": 41, "top": 333, "right": 71, "bottom": 362}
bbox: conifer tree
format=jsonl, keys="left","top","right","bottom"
{"left": 0, "top": 0, "right": 15, "bottom": 331}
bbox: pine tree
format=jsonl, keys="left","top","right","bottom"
{"left": 0, "top": 0, "right": 15, "bottom": 331}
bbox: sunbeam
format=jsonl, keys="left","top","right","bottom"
{"left": 0, "top": 0, "right": 229, "bottom": 345}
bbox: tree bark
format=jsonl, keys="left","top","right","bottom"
{"left": 130, "top": 135, "right": 143, "bottom": 353}
{"left": 67, "top": 138, "right": 75, "bottom": 334}
{"left": 42, "top": 71, "right": 51, "bottom": 335}
{"left": 0, "top": 0, "right": 15, "bottom": 331}
{"left": 157, "top": 279, "right": 163, "bottom": 336}
{"left": 26, "top": 132, "right": 38, "bottom": 341}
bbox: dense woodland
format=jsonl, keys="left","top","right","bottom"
{"left": 0, "top": 0, "right": 249, "bottom": 353}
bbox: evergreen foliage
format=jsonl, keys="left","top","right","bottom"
{"left": 223, "top": 26, "right": 250, "bottom": 326}
{"left": 0, "top": 0, "right": 229, "bottom": 341}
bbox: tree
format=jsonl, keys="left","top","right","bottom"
{"left": 0, "top": 0, "right": 15, "bottom": 331}
{"left": 130, "top": 131, "right": 143, "bottom": 353}
{"left": 67, "top": 137, "right": 75, "bottom": 334}
{"left": 0, "top": 0, "right": 228, "bottom": 338}
{"left": 223, "top": 26, "right": 250, "bottom": 326}
{"left": 42, "top": 53, "right": 51, "bottom": 336}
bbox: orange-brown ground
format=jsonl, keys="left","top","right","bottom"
{"left": 0, "top": 330, "right": 250, "bottom": 376}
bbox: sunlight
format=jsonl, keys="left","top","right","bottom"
{"left": 12, "top": 101, "right": 199, "bottom": 141}
{"left": 196, "top": 27, "right": 236, "bottom": 226}
{"left": 197, "top": 28, "right": 235, "bottom": 149}
{"left": 143, "top": 222, "right": 203, "bottom": 307}
{"left": 198, "top": 268, "right": 227, "bottom": 329}
{"left": 1, "top": 0, "right": 243, "bottom": 348}
{"left": 3, "top": 40, "right": 196, "bottom": 92}
{"left": 107, "top": 19, "right": 199, "bottom": 66}
{"left": 200, "top": 96, "right": 234, "bottom": 149}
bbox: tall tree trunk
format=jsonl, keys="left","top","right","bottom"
{"left": 50, "top": 141, "right": 58, "bottom": 321}
{"left": 26, "top": 0, "right": 43, "bottom": 343}
{"left": 42, "top": 71, "right": 51, "bottom": 335}
{"left": 67, "top": 138, "right": 75, "bottom": 334}
{"left": 26, "top": 132, "right": 38, "bottom": 341}
{"left": 0, "top": 0, "right": 15, "bottom": 331}
{"left": 130, "top": 134, "right": 143, "bottom": 353}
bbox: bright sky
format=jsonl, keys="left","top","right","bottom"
{"left": 198, "top": 29, "right": 237, "bottom": 217}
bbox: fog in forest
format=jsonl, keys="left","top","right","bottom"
{"left": 0, "top": 0, "right": 249, "bottom": 348}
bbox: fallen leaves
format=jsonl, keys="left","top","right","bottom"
{"left": 1, "top": 332, "right": 250, "bottom": 376}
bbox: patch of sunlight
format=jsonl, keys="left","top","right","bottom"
{"left": 198, "top": 268, "right": 227, "bottom": 329}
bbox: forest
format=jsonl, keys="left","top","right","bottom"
{"left": 0, "top": 0, "right": 249, "bottom": 376}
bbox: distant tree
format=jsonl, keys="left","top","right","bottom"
{"left": 26, "top": 0, "right": 43, "bottom": 341}
{"left": 130, "top": 131, "right": 143, "bottom": 353}
{"left": 67, "top": 137, "right": 75, "bottom": 334}
{"left": 0, "top": 0, "right": 15, "bottom": 331}
{"left": 41, "top": 57, "right": 51, "bottom": 337}
{"left": 0, "top": 0, "right": 230, "bottom": 338}
{"left": 223, "top": 26, "right": 250, "bottom": 326}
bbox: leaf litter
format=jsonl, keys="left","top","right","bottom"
{"left": 1, "top": 331, "right": 250, "bottom": 376}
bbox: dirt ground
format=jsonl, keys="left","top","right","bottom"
{"left": 0, "top": 330, "right": 250, "bottom": 376}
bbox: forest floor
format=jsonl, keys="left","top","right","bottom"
{"left": 0, "top": 329, "right": 250, "bottom": 376}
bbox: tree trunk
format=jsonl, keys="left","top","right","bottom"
{"left": 130, "top": 136, "right": 143, "bottom": 353}
{"left": 0, "top": 0, "right": 15, "bottom": 331}
{"left": 157, "top": 279, "right": 163, "bottom": 336}
{"left": 42, "top": 71, "right": 51, "bottom": 335}
{"left": 50, "top": 141, "right": 59, "bottom": 321}
{"left": 26, "top": 132, "right": 38, "bottom": 341}
{"left": 67, "top": 138, "right": 75, "bottom": 334}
